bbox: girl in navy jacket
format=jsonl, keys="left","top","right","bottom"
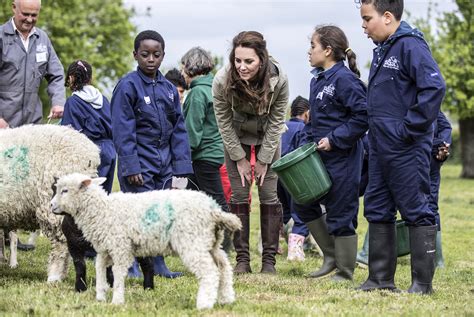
{"left": 61, "top": 60, "right": 116, "bottom": 194}
{"left": 294, "top": 25, "right": 368, "bottom": 281}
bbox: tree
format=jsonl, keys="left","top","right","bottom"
{"left": 411, "top": 0, "right": 474, "bottom": 178}
{"left": 1, "top": 0, "right": 136, "bottom": 110}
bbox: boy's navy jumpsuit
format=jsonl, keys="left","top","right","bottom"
{"left": 111, "top": 67, "right": 193, "bottom": 279}
{"left": 111, "top": 68, "right": 193, "bottom": 192}
{"left": 294, "top": 61, "right": 368, "bottom": 236}
{"left": 363, "top": 22, "right": 446, "bottom": 226}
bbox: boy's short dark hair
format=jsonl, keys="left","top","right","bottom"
{"left": 291, "top": 96, "right": 309, "bottom": 117}
{"left": 134, "top": 30, "right": 165, "bottom": 52}
{"left": 165, "top": 68, "right": 188, "bottom": 90}
{"left": 361, "top": 0, "right": 404, "bottom": 21}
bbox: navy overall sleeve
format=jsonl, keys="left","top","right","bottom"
{"left": 110, "top": 80, "right": 142, "bottom": 177}
{"left": 327, "top": 78, "right": 369, "bottom": 150}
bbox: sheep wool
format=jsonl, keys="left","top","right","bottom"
{"left": 52, "top": 173, "right": 242, "bottom": 309}
{"left": 0, "top": 124, "right": 100, "bottom": 282}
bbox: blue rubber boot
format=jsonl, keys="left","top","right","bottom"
{"left": 153, "top": 256, "right": 183, "bottom": 278}
{"left": 356, "top": 231, "right": 369, "bottom": 267}
{"left": 435, "top": 230, "right": 445, "bottom": 269}
{"left": 128, "top": 258, "right": 142, "bottom": 278}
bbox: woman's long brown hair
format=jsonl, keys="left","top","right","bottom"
{"left": 225, "top": 31, "right": 272, "bottom": 114}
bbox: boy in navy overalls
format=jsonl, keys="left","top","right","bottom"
{"left": 111, "top": 30, "right": 193, "bottom": 280}
{"left": 358, "top": 0, "right": 446, "bottom": 294}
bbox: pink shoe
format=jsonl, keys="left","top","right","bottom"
{"left": 287, "top": 233, "right": 305, "bottom": 261}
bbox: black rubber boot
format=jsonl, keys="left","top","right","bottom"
{"left": 306, "top": 215, "right": 336, "bottom": 278}
{"left": 358, "top": 222, "right": 398, "bottom": 292}
{"left": 407, "top": 225, "right": 437, "bottom": 294}
{"left": 230, "top": 203, "right": 251, "bottom": 274}
{"left": 260, "top": 204, "right": 282, "bottom": 274}
{"left": 332, "top": 234, "right": 358, "bottom": 281}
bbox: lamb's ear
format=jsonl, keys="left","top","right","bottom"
{"left": 79, "top": 178, "right": 92, "bottom": 190}
{"left": 92, "top": 177, "right": 107, "bottom": 186}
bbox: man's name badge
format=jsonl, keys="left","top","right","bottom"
{"left": 144, "top": 96, "right": 151, "bottom": 104}
{"left": 36, "top": 52, "right": 47, "bottom": 63}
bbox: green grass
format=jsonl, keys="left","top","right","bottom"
{"left": 1, "top": 165, "right": 473, "bottom": 316}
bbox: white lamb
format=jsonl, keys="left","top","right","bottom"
{"left": 0, "top": 124, "right": 100, "bottom": 281}
{"left": 51, "top": 173, "right": 241, "bottom": 309}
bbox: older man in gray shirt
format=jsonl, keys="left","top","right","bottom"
{"left": 0, "top": 0, "right": 65, "bottom": 129}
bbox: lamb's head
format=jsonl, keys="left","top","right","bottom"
{"left": 51, "top": 173, "right": 106, "bottom": 217}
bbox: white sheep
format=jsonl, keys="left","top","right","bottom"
{"left": 51, "top": 173, "right": 241, "bottom": 309}
{"left": 0, "top": 124, "right": 100, "bottom": 281}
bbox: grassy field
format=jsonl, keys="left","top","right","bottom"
{"left": 0, "top": 164, "right": 472, "bottom": 316}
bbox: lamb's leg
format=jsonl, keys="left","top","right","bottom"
{"left": 106, "top": 266, "right": 114, "bottom": 288}
{"left": 137, "top": 257, "right": 154, "bottom": 290}
{"left": 70, "top": 247, "right": 87, "bottom": 292}
{"left": 95, "top": 252, "right": 109, "bottom": 302}
{"left": 46, "top": 237, "right": 69, "bottom": 282}
{"left": 111, "top": 261, "right": 129, "bottom": 305}
{"left": 178, "top": 248, "right": 219, "bottom": 310}
{"left": 9, "top": 231, "right": 18, "bottom": 268}
{"left": 211, "top": 248, "right": 235, "bottom": 305}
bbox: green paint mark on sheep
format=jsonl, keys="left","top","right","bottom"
{"left": 140, "top": 200, "right": 176, "bottom": 238}
{"left": 142, "top": 203, "right": 161, "bottom": 230}
{"left": 163, "top": 200, "right": 175, "bottom": 233}
{"left": 2, "top": 146, "right": 30, "bottom": 182}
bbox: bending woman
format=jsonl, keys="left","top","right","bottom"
{"left": 212, "top": 31, "right": 289, "bottom": 274}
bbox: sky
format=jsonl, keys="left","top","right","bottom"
{"left": 123, "top": 0, "right": 458, "bottom": 102}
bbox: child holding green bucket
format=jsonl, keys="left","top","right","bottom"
{"left": 291, "top": 25, "right": 368, "bottom": 281}
{"left": 277, "top": 96, "right": 312, "bottom": 261}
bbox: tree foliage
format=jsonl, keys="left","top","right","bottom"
{"left": 0, "top": 0, "right": 137, "bottom": 96}
{"left": 411, "top": 0, "right": 473, "bottom": 119}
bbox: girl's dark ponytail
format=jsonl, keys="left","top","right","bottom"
{"left": 314, "top": 25, "right": 361, "bottom": 78}
{"left": 345, "top": 48, "right": 361, "bottom": 78}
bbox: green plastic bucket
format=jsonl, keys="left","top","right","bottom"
{"left": 271, "top": 143, "right": 332, "bottom": 205}
{"left": 396, "top": 220, "right": 410, "bottom": 256}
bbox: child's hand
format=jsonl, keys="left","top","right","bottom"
{"left": 436, "top": 142, "right": 450, "bottom": 161}
{"left": 317, "top": 137, "right": 332, "bottom": 151}
{"left": 127, "top": 173, "right": 144, "bottom": 186}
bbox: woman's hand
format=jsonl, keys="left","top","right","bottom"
{"left": 255, "top": 160, "right": 268, "bottom": 186}
{"left": 127, "top": 173, "right": 144, "bottom": 186}
{"left": 236, "top": 158, "right": 252, "bottom": 187}
{"left": 317, "top": 137, "right": 332, "bottom": 151}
